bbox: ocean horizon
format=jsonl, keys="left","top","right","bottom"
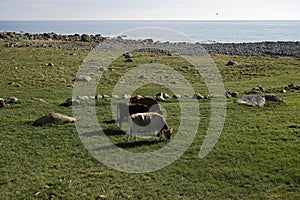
{"left": 1, "top": 20, "right": 300, "bottom": 43}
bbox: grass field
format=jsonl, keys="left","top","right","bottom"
{"left": 0, "top": 42, "right": 299, "bottom": 199}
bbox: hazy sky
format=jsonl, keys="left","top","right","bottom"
{"left": 0, "top": 0, "right": 299, "bottom": 20}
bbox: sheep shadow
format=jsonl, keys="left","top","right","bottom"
{"left": 92, "top": 139, "right": 164, "bottom": 151}
{"left": 80, "top": 128, "right": 125, "bottom": 137}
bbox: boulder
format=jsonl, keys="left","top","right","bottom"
{"left": 33, "top": 113, "right": 76, "bottom": 126}
{"left": 235, "top": 95, "right": 266, "bottom": 107}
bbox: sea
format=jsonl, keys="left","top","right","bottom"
{"left": 0, "top": 20, "right": 300, "bottom": 43}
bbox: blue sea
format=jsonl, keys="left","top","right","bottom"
{"left": 0, "top": 20, "right": 300, "bottom": 43}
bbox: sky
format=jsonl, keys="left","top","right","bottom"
{"left": 0, "top": 0, "right": 299, "bottom": 20}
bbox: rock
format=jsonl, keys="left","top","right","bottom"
{"left": 0, "top": 98, "right": 5, "bottom": 108}
{"left": 46, "top": 63, "right": 55, "bottom": 67}
{"left": 61, "top": 98, "right": 80, "bottom": 107}
{"left": 143, "top": 39, "right": 154, "bottom": 43}
{"left": 173, "top": 94, "right": 182, "bottom": 99}
{"left": 102, "top": 94, "right": 110, "bottom": 99}
{"left": 183, "top": 94, "right": 192, "bottom": 99}
{"left": 121, "top": 94, "right": 131, "bottom": 99}
{"left": 75, "top": 76, "right": 92, "bottom": 82}
{"left": 206, "top": 94, "right": 226, "bottom": 99}
{"left": 155, "top": 93, "right": 170, "bottom": 100}
{"left": 235, "top": 95, "right": 266, "bottom": 107}
{"left": 111, "top": 95, "right": 119, "bottom": 99}
{"left": 32, "top": 98, "right": 47, "bottom": 103}
{"left": 154, "top": 94, "right": 165, "bottom": 101}
{"left": 123, "top": 53, "right": 133, "bottom": 59}
{"left": 138, "top": 75, "right": 148, "bottom": 80}
{"left": 246, "top": 86, "right": 264, "bottom": 94}
{"left": 280, "top": 89, "right": 287, "bottom": 93}
{"left": 226, "top": 92, "right": 239, "bottom": 98}
{"left": 81, "top": 34, "right": 91, "bottom": 42}
{"left": 33, "top": 113, "right": 76, "bottom": 126}
{"left": 226, "top": 61, "right": 239, "bottom": 66}
{"left": 98, "top": 66, "right": 105, "bottom": 72}
{"left": 182, "top": 66, "right": 189, "bottom": 69}
{"left": 192, "top": 93, "right": 204, "bottom": 99}
{"left": 264, "top": 94, "right": 284, "bottom": 103}
{"left": 6, "top": 96, "right": 18, "bottom": 103}
{"left": 77, "top": 96, "right": 90, "bottom": 100}
{"left": 95, "top": 94, "right": 102, "bottom": 99}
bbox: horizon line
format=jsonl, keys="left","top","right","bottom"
{"left": 1, "top": 19, "right": 300, "bottom": 21}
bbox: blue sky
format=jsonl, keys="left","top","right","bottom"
{"left": 0, "top": 0, "right": 299, "bottom": 20}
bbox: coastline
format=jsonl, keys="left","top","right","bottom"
{"left": 1, "top": 32, "right": 300, "bottom": 57}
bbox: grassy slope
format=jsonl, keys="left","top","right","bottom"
{"left": 0, "top": 43, "right": 299, "bottom": 199}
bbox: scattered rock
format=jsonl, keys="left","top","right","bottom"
{"left": 121, "top": 94, "right": 131, "bottom": 99}
{"left": 143, "top": 39, "right": 154, "bottom": 43}
{"left": 98, "top": 66, "right": 105, "bottom": 72}
{"left": 0, "top": 98, "right": 5, "bottom": 108}
{"left": 246, "top": 86, "right": 264, "bottom": 94}
{"left": 33, "top": 113, "right": 76, "bottom": 126}
{"left": 138, "top": 75, "right": 148, "bottom": 80}
{"left": 96, "top": 94, "right": 103, "bottom": 99}
{"left": 60, "top": 98, "right": 80, "bottom": 107}
{"left": 77, "top": 96, "right": 89, "bottom": 100}
{"left": 102, "top": 94, "right": 110, "bottom": 99}
{"left": 286, "top": 83, "right": 300, "bottom": 90}
{"left": 173, "top": 94, "right": 182, "bottom": 99}
{"left": 154, "top": 94, "right": 165, "bottom": 101}
{"left": 183, "top": 94, "right": 192, "bottom": 99}
{"left": 32, "top": 98, "right": 47, "bottom": 103}
{"left": 226, "top": 61, "right": 239, "bottom": 66}
{"left": 46, "top": 63, "right": 55, "bottom": 67}
{"left": 81, "top": 34, "right": 91, "bottom": 42}
{"left": 280, "top": 89, "right": 287, "bottom": 93}
{"left": 6, "top": 96, "right": 18, "bottom": 103}
{"left": 226, "top": 92, "right": 239, "bottom": 98}
{"left": 123, "top": 53, "right": 133, "bottom": 59}
{"left": 192, "top": 93, "right": 204, "bottom": 99}
{"left": 155, "top": 93, "right": 170, "bottom": 100}
{"left": 112, "top": 95, "right": 119, "bottom": 99}
{"left": 205, "top": 94, "right": 226, "bottom": 99}
{"left": 75, "top": 76, "right": 92, "bottom": 82}
{"left": 264, "top": 94, "right": 284, "bottom": 103}
{"left": 235, "top": 95, "right": 266, "bottom": 107}
{"left": 182, "top": 65, "right": 189, "bottom": 69}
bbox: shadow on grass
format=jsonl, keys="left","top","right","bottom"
{"left": 80, "top": 129, "right": 125, "bottom": 137}
{"left": 92, "top": 139, "right": 163, "bottom": 151}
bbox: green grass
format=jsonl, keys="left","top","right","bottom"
{"left": 0, "top": 42, "right": 299, "bottom": 199}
